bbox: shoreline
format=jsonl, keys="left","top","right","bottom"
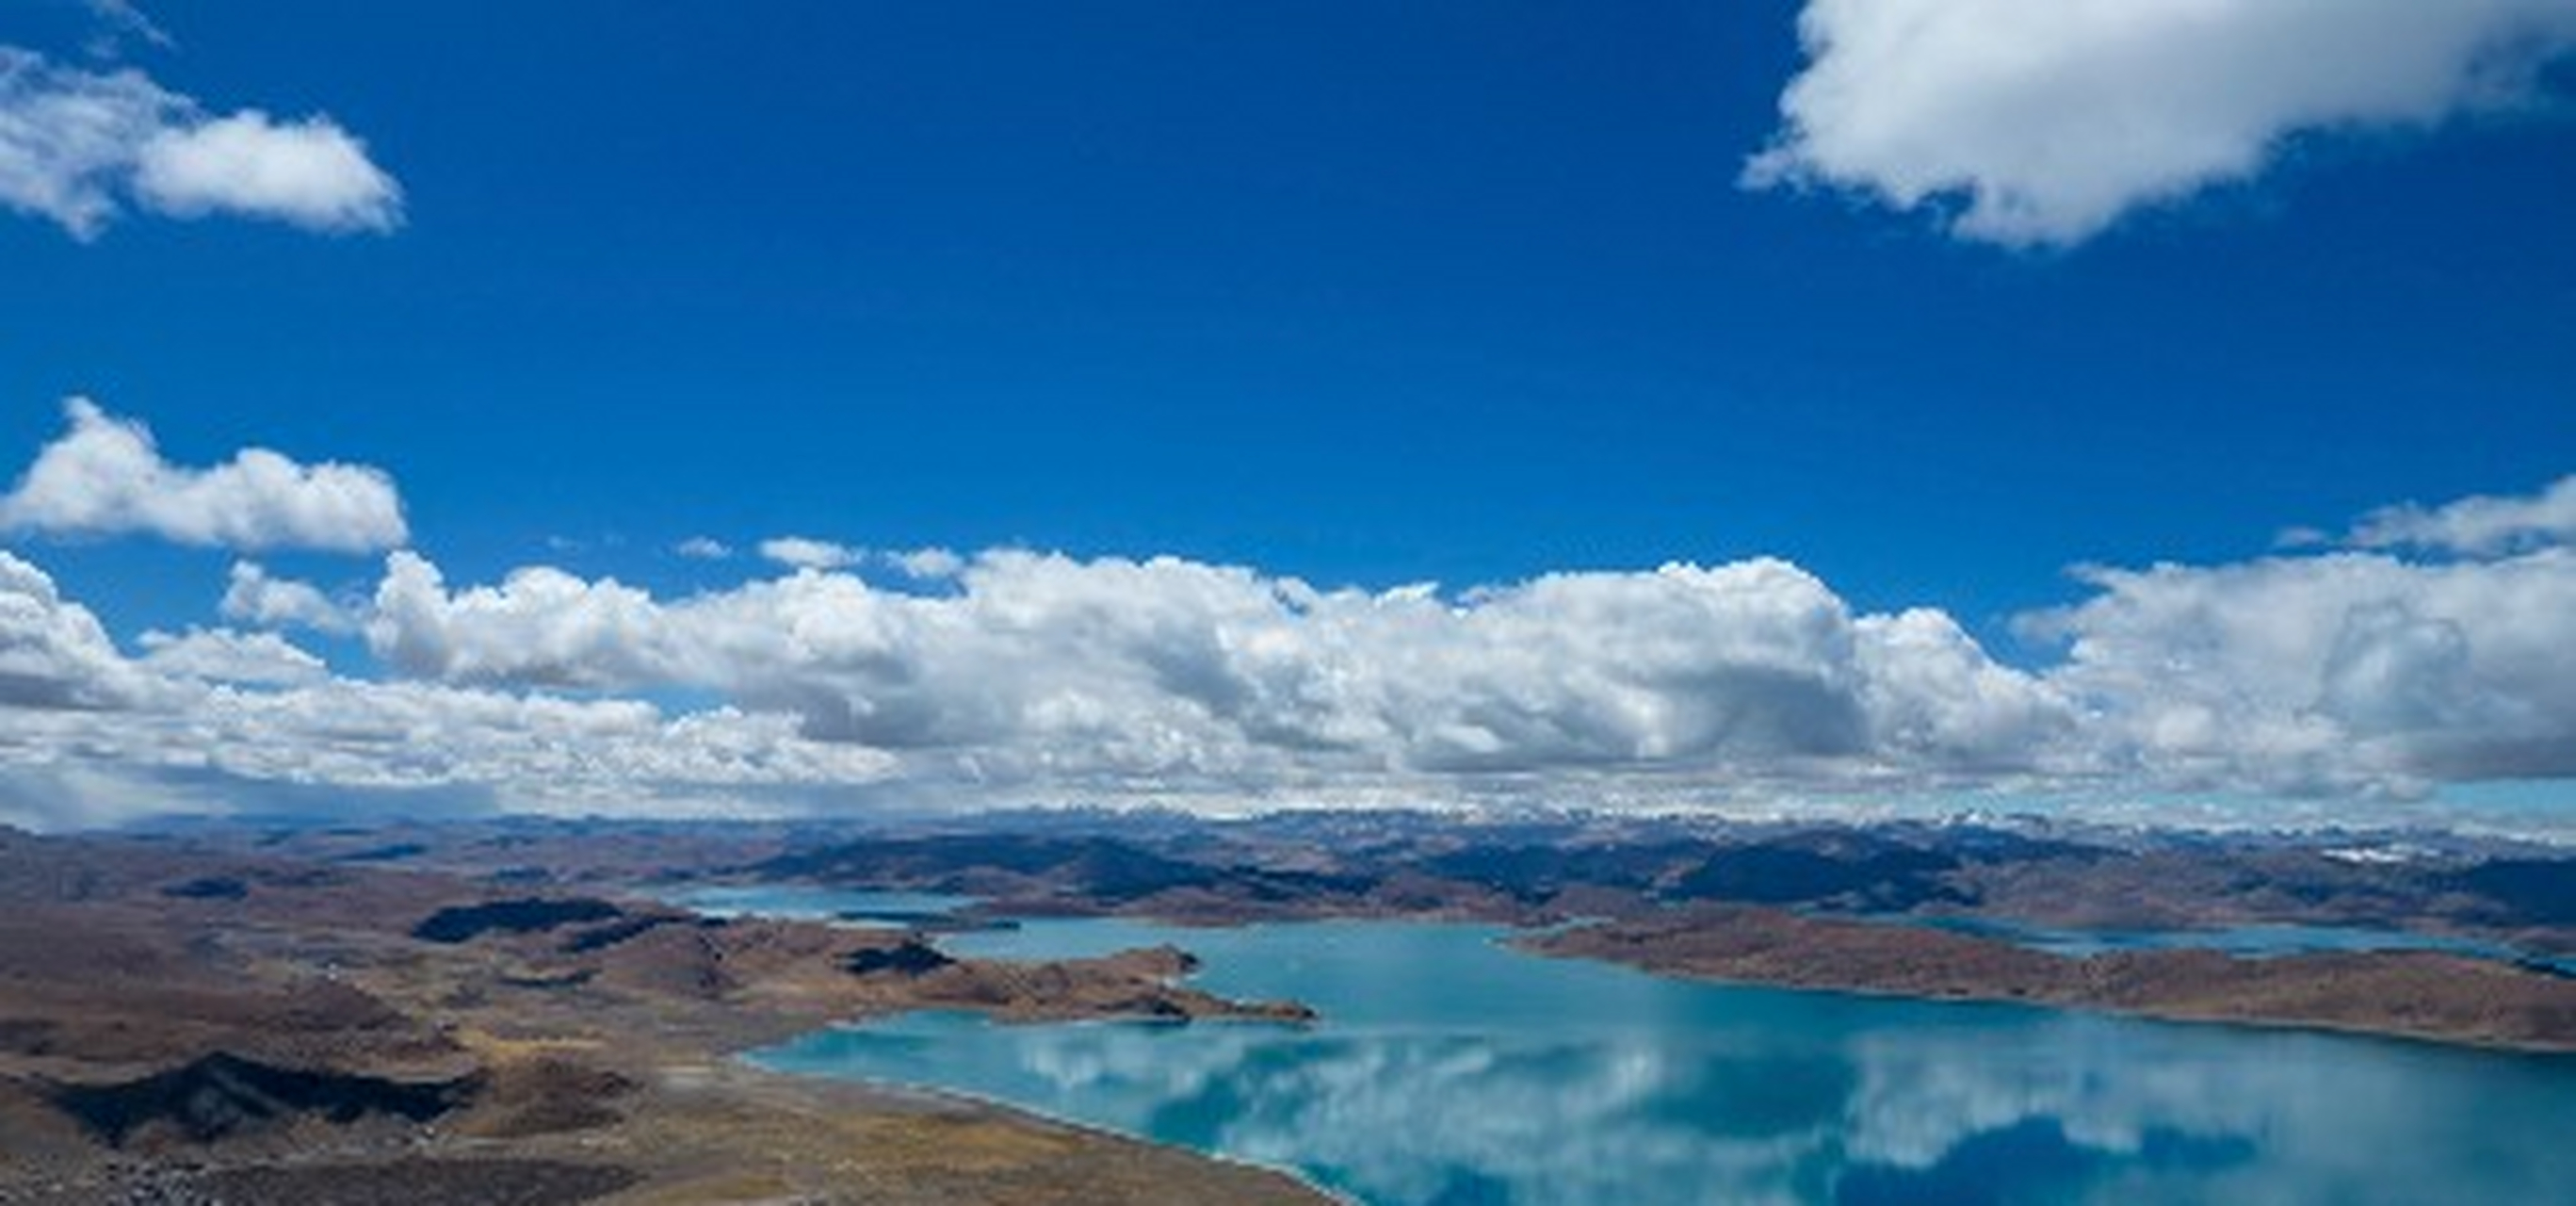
{"left": 736, "top": 1047, "right": 1363, "bottom": 1206}
{"left": 1515, "top": 904, "right": 2576, "bottom": 1055}
{"left": 703, "top": 879, "right": 2576, "bottom": 1056}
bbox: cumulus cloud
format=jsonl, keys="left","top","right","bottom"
{"left": 0, "top": 546, "right": 899, "bottom": 829}
{"left": 368, "top": 552, "right": 670, "bottom": 689}
{"left": 219, "top": 561, "right": 358, "bottom": 633}
{"left": 758, "top": 535, "right": 863, "bottom": 571}
{"left": 0, "top": 399, "right": 408, "bottom": 552}
{"left": 363, "top": 548, "right": 2080, "bottom": 801}
{"left": 0, "top": 548, "right": 147, "bottom": 709}
{"left": 0, "top": 45, "right": 398, "bottom": 237}
{"left": 131, "top": 109, "right": 400, "bottom": 231}
{"left": 1748, "top": 0, "right": 2576, "bottom": 246}
{"left": 358, "top": 479, "right": 2576, "bottom": 810}
{"left": 2028, "top": 548, "right": 2576, "bottom": 791}
{"left": 2346, "top": 474, "right": 2576, "bottom": 555}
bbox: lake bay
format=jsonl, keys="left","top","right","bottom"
{"left": 737, "top": 893, "right": 2576, "bottom": 1205}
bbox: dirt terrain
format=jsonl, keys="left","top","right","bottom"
{"left": 17, "top": 810, "right": 2576, "bottom": 1201}
{"left": 0, "top": 825, "right": 1328, "bottom": 1205}
{"left": 1526, "top": 904, "right": 2576, "bottom": 1051}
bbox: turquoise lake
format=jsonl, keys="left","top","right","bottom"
{"left": 660, "top": 884, "right": 980, "bottom": 925}
{"left": 724, "top": 888, "right": 2576, "bottom": 1205}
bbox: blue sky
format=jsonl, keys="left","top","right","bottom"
{"left": 3, "top": 2, "right": 2574, "bottom": 830}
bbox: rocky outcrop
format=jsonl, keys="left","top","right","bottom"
{"left": 48, "top": 1052, "right": 468, "bottom": 1148}
{"left": 846, "top": 937, "right": 956, "bottom": 977}
{"left": 412, "top": 898, "right": 626, "bottom": 944}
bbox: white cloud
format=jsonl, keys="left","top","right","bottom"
{"left": 2029, "top": 548, "right": 2576, "bottom": 791}
{"left": 674, "top": 536, "right": 734, "bottom": 561}
{"left": 358, "top": 483, "right": 2576, "bottom": 811}
{"left": 0, "top": 399, "right": 408, "bottom": 552}
{"left": 0, "top": 548, "right": 147, "bottom": 709}
{"left": 890, "top": 546, "right": 965, "bottom": 579}
{"left": 0, "top": 46, "right": 162, "bottom": 236}
{"left": 168, "top": 683, "right": 897, "bottom": 808}
{"left": 0, "top": 547, "right": 899, "bottom": 830}
{"left": 219, "top": 561, "right": 357, "bottom": 633}
{"left": 363, "top": 548, "right": 2080, "bottom": 801}
{"left": 0, "top": 45, "right": 398, "bottom": 238}
{"left": 368, "top": 551, "right": 670, "bottom": 688}
{"left": 138, "top": 627, "right": 327, "bottom": 687}
{"left": 2346, "top": 474, "right": 2576, "bottom": 555}
{"left": 134, "top": 109, "right": 400, "bottom": 233}
{"left": 758, "top": 535, "right": 863, "bottom": 571}
{"left": 0, "top": 674, "right": 899, "bottom": 830}
{"left": 84, "top": 2, "right": 175, "bottom": 54}
{"left": 9, "top": 459, "right": 2576, "bottom": 826}
{"left": 1748, "top": 0, "right": 2576, "bottom": 246}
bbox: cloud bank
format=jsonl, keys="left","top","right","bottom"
{"left": 1749, "top": 0, "right": 2576, "bottom": 246}
{"left": 6, "top": 407, "right": 2575, "bottom": 828}
{"left": 362, "top": 551, "right": 2079, "bottom": 794}
{"left": 0, "top": 399, "right": 408, "bottom": 552}
{"left": 0, "top": 46, "right": 399, "bottom": 237}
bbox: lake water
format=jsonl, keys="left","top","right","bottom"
{"left": 656, "top": 883, "right": 981, "bottom": 927}
{"left": 727, "top": 888, "right": 2576, "bottom": 1205}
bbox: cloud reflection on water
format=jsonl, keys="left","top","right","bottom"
{"left": 760, "top": 923, "right": 2576, "bottom": 1206}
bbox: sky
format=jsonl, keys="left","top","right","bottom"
{"left": 2, "top": 1, "right": 2574, "bottom": 832}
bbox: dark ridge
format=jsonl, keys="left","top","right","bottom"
{"left": 760, "top": 834, "right": 1220, "bottom": 902}
{"left": 339, "top": 842, "right": 430, "bottom": 863}
{"left": 846, "top": 938, "right": 956, "bottom": 977}
{"left": 249, "top": 866, "right": 348, "bottom": 889}
{"left": 1426, "top": 839, "right": 1718, "bottom": 900}
{"left": 1233, "top": 867, "right": 1380, "bottom": 902}
{"left": 161, "top": 875, "right": 251, "bottom": 900}
{"left": 0, "top": 1017, "right": 58, "bottom": 1054}
{"left": 1935, "top": 827, "right": 2116, "bottom": 865}
{"left": 187, "top": 1157, "right": 641, "bottom": 1206}
{"left": 49, "top": 1052, "right": 468, "bottom": 1147}
{"left": 413, "top": 898, "right": 625, "bottom": 944}
{"left": 1668, "top": 834, "right": 1967, "bottom": 910}
{"left": 559, "top": 913, "right": 700, "bottom": 953}
{"left": 2445, "top": 859, "right": 2576, "bottom": 926}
